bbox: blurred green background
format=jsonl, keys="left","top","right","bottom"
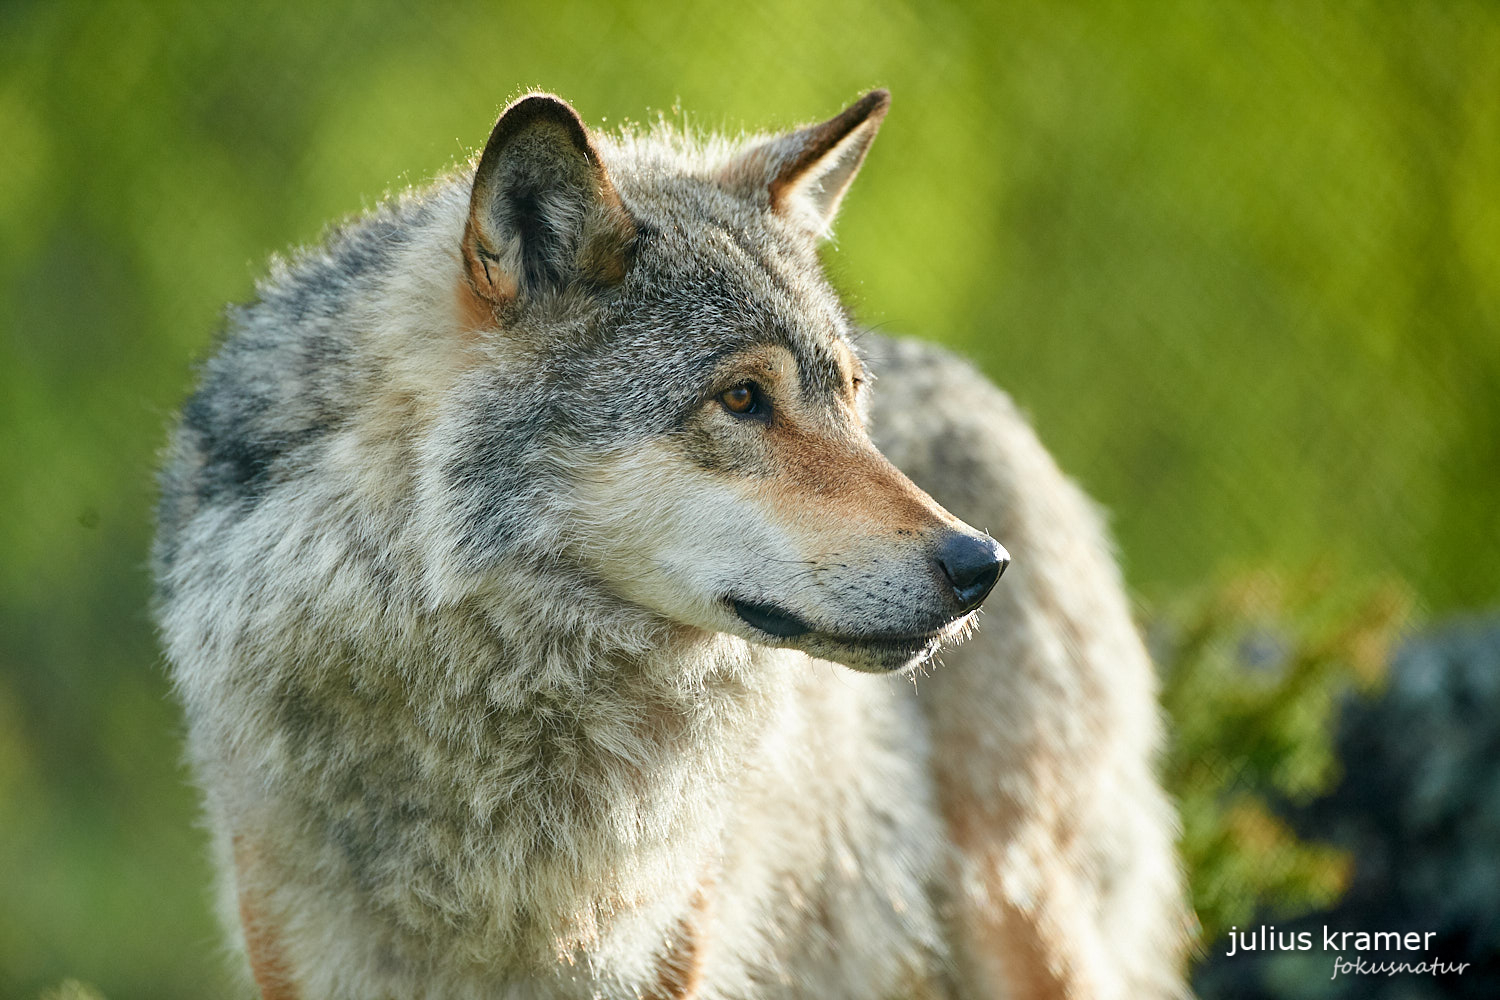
{"left": 2, "top": 1, "right": 1497, "bottom": 996}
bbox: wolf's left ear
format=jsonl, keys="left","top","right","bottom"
{"left": 718, "top": 89, "right": 890, "bottom": 238}
{"left": 463, "top": 94, "right": 636, "bottom": 305}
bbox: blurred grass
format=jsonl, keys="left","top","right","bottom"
{"left": 1, "top": 1, "right": 1497, "bottom": 996}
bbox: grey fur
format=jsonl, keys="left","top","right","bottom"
{"left": 155, "top": 91, "right": 1189, "bottom": 999}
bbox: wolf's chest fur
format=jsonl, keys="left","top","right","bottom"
{"left": 163, "top": 516, "right": 949, "bottom": 995}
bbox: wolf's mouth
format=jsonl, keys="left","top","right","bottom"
{"left": 729, "top": 598, "right": 962, "bottom": 650}
{"left": 728, "top": 596, "right": 972, "bottom": 673}
{"left": 730, "top": 598, "right": 813, "bottom": 638}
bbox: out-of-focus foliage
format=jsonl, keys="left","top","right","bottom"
{"left": 2, "top": 2, "right": 1497, "bottom": 998}
{"left": 1194, "top": 622, "right": 1500, "bottom": 999}
{"left": 1157, "top": 571, "right": 1410, "bottom": 943}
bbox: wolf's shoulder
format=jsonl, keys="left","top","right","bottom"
{"left": 861, "top": 332, "right": 1032, "bottom": 476}
{"left": 863, "top": 333, "right": 1103, "bottom": 543}
{"left": 862, "top": 334, "right": 1022, "bottom": 418}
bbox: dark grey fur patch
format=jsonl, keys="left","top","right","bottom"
{"left": 443, "top": 385, "right": 565, "bottom": 563}
{"left": 156, "top": 201, "right": 423, "bottom": 528}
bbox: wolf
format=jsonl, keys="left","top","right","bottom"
{"left": 153, "top": 90, "right": 1189, "bottom": 999}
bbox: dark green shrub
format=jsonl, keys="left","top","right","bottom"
{"left": 1155, "top": 570, "right": 1411, "bottom": 943}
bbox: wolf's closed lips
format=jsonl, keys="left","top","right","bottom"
{"left": 730, "top": 598, "right": 813, "bottom": 638}
{"left": 730, "top": 595, "right": 957, "bottom": 650}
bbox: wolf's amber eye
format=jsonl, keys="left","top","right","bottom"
{"left": 721, "top": 384, "right": 762, "bottom": 416}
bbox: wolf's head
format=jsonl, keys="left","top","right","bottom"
{"left": 441, "top": 91, "right": 1006, "bottom": 673}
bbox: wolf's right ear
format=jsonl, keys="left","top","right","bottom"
{"left": 462, "top": 94, "right": 636, "bottom": 306}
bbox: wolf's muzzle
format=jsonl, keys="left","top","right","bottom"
{"left": 936, "top": 533, "right": 1009, "bottom": 612}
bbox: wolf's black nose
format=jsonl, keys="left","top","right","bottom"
{"left": 937, "top": 534, "right": 1008, "bottom": 612}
